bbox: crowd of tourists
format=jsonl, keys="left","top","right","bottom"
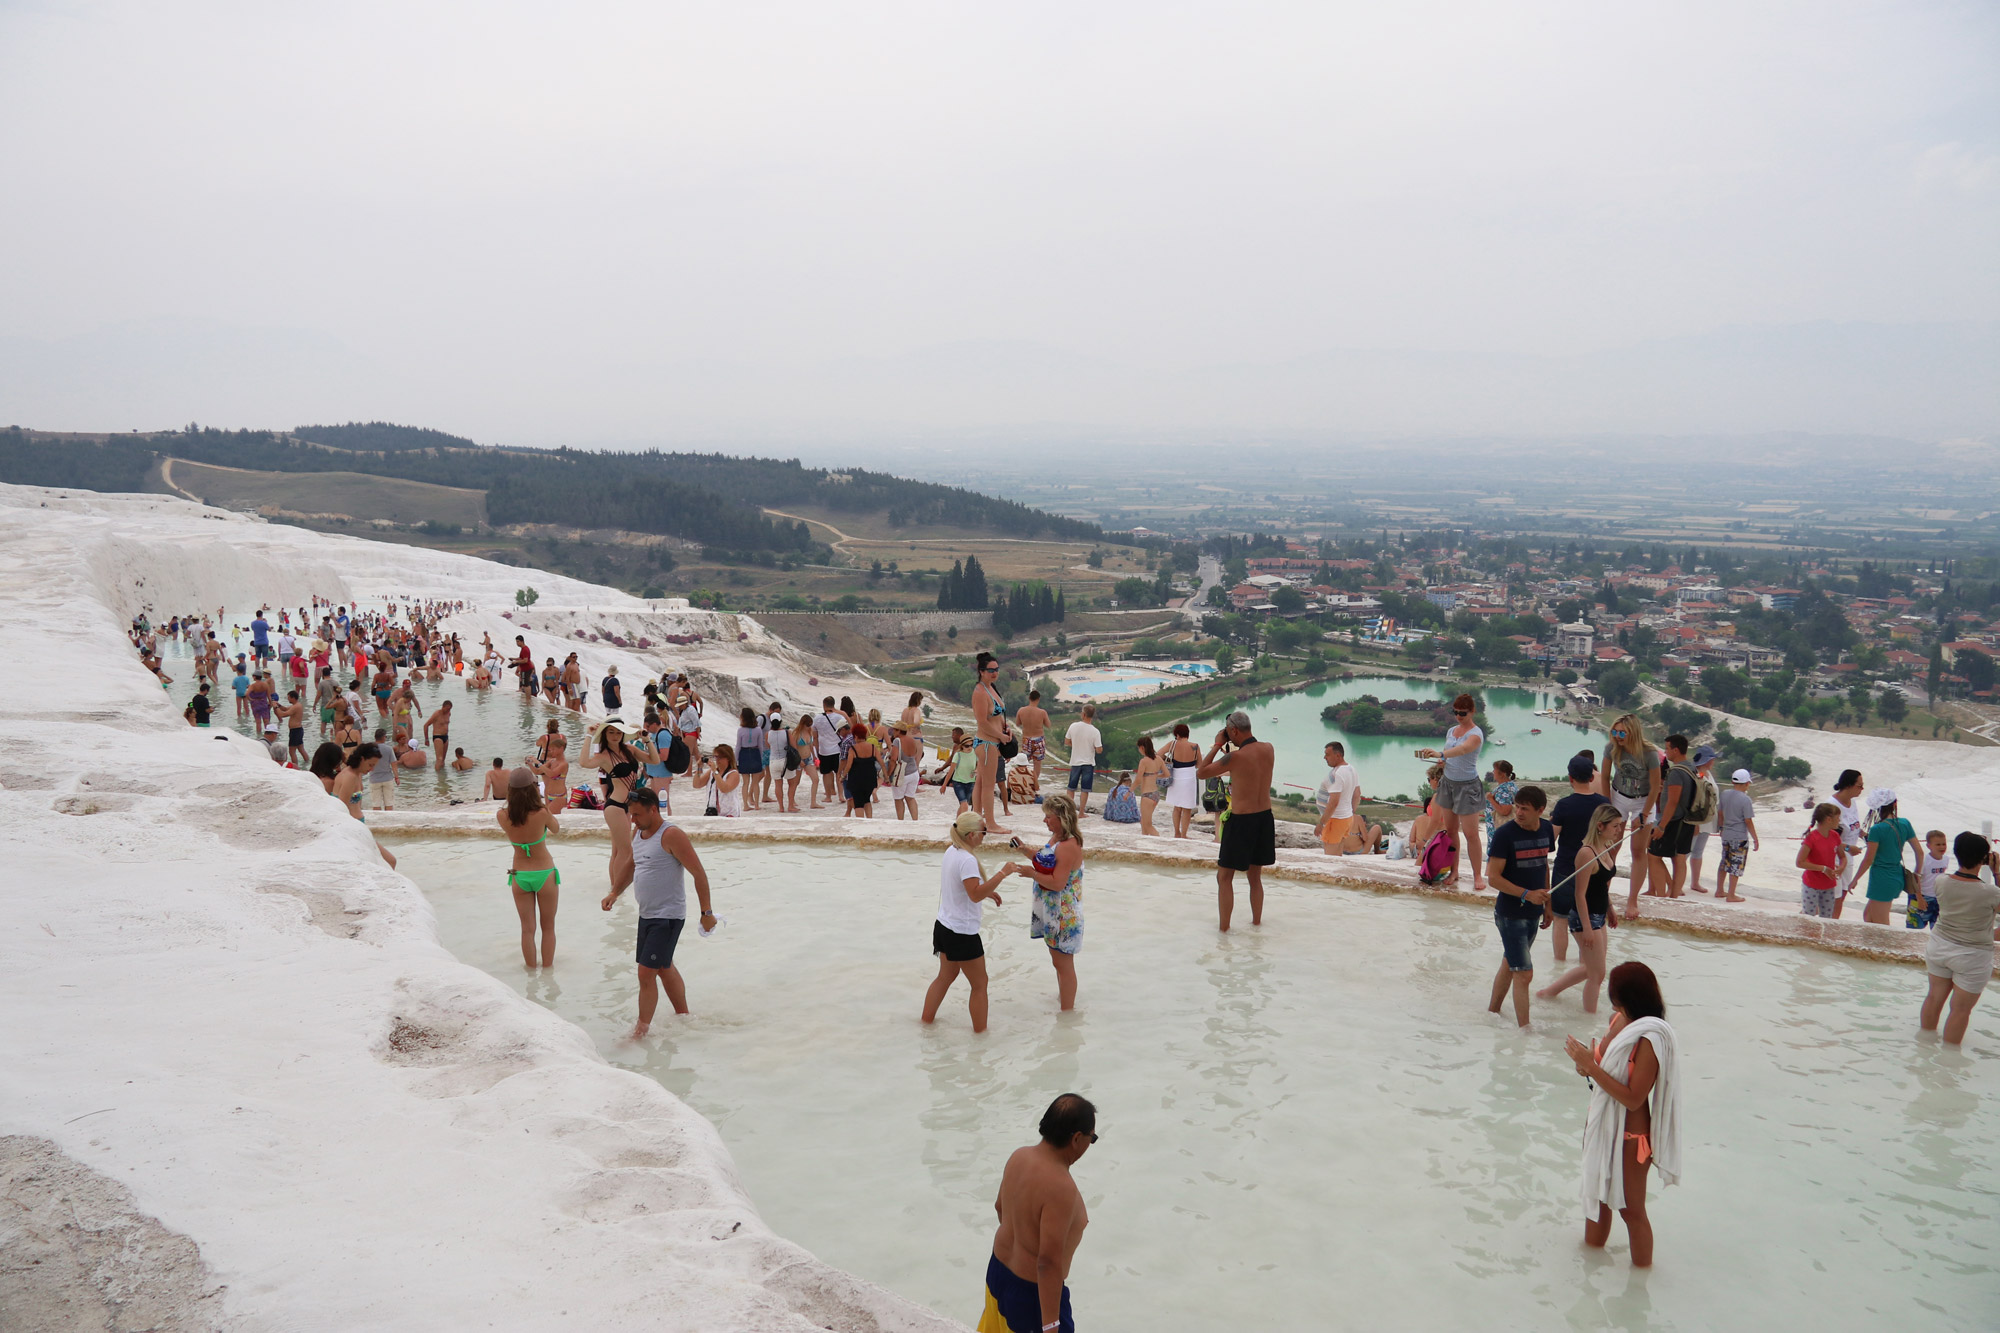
{"left": 130, "top": 610, "right": 1999, "bottom": 1327}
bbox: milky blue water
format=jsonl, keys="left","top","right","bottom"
{"left": 1177, "top": 675, "right": 1599, "bottom": 798}
{"left": 392, "top": 836, "right": 2000, "bottom": 1333}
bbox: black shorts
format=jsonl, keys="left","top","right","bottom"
{"left": 1217, "top": 807, "right": 1277, "bottom": 871}
{"left": 288, "top": 727, "right": 304, "bottom": 747}
{"left": 636, "top": 917, "right": 686, "bottom": 971}
{"left": 1649, "top": 820, "right": 1695, "bottom": 859}
{"left": 933, "top": 919, "right": 985, "bottom": 962}
{"left": 817, "top": 753, "right": 840, "bottom": 774}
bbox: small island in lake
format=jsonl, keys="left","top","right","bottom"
{"left": 1322, "top": 695, "right": 1488, "bottom": 736}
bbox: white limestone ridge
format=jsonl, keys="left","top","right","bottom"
{"left": 0, "top": 484, "right": 959, "bottom": 1330}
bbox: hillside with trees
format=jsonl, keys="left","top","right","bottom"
{"left": 0, "top": 423, "right": 1099, "bottom": 553}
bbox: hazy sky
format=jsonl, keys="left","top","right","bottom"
{"left": 2, "top": 1, "right": 1995, "bottom": 442}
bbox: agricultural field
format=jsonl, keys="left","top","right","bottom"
{"left": 158, "top": 459, "right": 488, "bottom": 529}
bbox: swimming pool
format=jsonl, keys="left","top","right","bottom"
{"left": 1065, "top": 677, "right": 1165, "bottom": 699}
{"left": 387, "top": 837, "right": 2000, "bottom": 1331}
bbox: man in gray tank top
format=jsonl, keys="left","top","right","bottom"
{"left": 601, "top": 788, "right": 716, "bottom": 1037}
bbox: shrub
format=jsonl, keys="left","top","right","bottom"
{"left": 1654, "top": 699, "right": 1711, "bottom": 737}
{"left": 1596, "top": 663, "right": 1639, "bottom": 708}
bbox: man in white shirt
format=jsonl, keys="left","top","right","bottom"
{"left": 1314, "top": 740, "right": 1371, "bottom": 854}
{"left": 1064, "top": 705, "right": 1104, "bottom": 816}
{"left": 812, "top": 696, "right": 845, "bottom": 804}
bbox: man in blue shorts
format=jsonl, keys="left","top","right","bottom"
{"left": 979, "top": 1094, "right": 1095, "bottom": 1333}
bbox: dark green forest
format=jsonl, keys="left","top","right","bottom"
{"left": 0, "top": 423, "right": 1101, "bottom": 552}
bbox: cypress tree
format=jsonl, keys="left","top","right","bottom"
{"left": 1055, "top": 588, "right": 1066, "bottom": 622}
{"left": 964, "top": 554, "right": 988, "bottom": 608}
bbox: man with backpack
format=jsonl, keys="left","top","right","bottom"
{"left": 1642, "top": 735, "right": 1707, "bottom": 903}
{"left": 602, "top": 665, "right": 622, "bottom": 712}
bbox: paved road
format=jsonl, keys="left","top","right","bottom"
{"left": 1183, "top": 556, "right": 1220, "bottom": 628}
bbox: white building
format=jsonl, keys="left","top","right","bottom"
{"left": 1559, "top": 620, "right": 1595, "bottom": 663}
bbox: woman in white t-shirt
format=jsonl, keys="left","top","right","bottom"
{"left": 921, "top": 812, "right": 1014, "bottom": 1033}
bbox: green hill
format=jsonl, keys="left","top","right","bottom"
{"left": 0, "top": 423, "right": 1102, "bottom": 552}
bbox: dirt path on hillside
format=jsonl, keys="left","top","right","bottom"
{"left": 157, "top": 457, "right": 202, "bottom": 503}
{"left": 762, "top": 508, "right": 855, "bottom": 554}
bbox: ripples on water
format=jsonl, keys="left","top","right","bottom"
{"left": 395, "top": 833, "right": 1999, "bottom": 1329}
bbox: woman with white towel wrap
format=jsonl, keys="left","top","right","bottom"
{"left": 1564, "top": 961, "right": 1681, "bottom": 1267}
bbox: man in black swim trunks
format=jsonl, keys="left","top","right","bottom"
{"left": 1198, "top": 711, "right": 1276, "bottom": 933}
{"left": 423, "top": 700, "right": 453, "bottom": 769}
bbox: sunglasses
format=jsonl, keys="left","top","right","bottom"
{"left": 1453, "top": 709, "right": 1471, "bottom": 716}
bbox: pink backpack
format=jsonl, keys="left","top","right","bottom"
{"left": 1416, "top": 831, "right": 1458, "bottom": 885}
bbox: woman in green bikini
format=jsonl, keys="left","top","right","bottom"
{"left": 498, "top": 766, "right": 562, "bottom": 969}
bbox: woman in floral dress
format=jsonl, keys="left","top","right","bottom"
{"left": 1015, "top": 793, "right": 1085, "bottom": 1011}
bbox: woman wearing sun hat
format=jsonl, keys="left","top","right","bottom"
{"left": 1854, "top": 788, "right": 1918, "bottom": 926}
{"left": 583, "top": 716, "right": 648, "bottom": 889}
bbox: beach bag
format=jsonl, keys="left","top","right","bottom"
{"left": 998, "top": 732, "right": 1020, "bottom": 762}
{"left": 1680, "top": 766, "right": 1717, "bottom": 825}
{"left": 570, "top": 784, "right": 602, "bottom": 810}
{"left": 1416, "top": 831, "right": 1458, "bottom": 885}
{"left": 1385, "top": 834, "right": 1408, "bottom": 860}
{"left": 1201, "top": 776, "right": 1230, "bottom": 813}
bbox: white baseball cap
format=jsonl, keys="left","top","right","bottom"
{"left": 1731, "top": 768, "right": 1752, "bottom": 784}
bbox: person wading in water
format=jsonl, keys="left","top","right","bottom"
{"left": 1197, "top": 712, "right": 1276, "bottom": 932}
{"left": 978, "top": 1093, "right": 1096, "bottom": 1333}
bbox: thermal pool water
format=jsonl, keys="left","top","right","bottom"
{"left": 388, "top": 837, "right": 1999, "bottom": 1331}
